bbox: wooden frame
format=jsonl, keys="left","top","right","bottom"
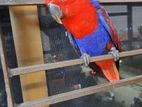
{"left": 10, "top": 49, "right": 142, "bottom": 77}
{"left": 0, "top": 0, "right": 142, "bottom": 6}
{"left": 17, "top": 75, "right": 142, "bottom": 107}
{"left": 0, "top": 24, "right": 14, "bottom": 107}
{"left": 0, "top": 0, "right": 142, "bottom": 107}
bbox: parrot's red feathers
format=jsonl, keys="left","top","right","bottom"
{"left": 96, "top": 60, "right": 120, "bottom": 81}
{"left": 45, "top": 0, "right": 51, "bottom": 5}
{"left": 46, "top": 0, "right": 98, "bottom": 39}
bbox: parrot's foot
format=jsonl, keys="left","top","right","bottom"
{"left": 81, "top": 53, "right": 90, "bottom": 66}
{"left": 108, "top": 47, "right": 119, "bottom": 61}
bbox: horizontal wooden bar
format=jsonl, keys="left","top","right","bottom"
{"left": 0, "top": 0, "right": 43, "bottom": 6}
{"left": 17, "top": 75, "right": 142, "bottom": 107}
{"left": 0, "top": 0, "right": 142, "bottom": 6}
{"left": 10, "top": 49, "right": 142, "bottom": 77}
{"left": 101, "top": 0, "right": 142, "bottom": 3}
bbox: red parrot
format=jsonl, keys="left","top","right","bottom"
{"left": 46, "top": 0, "right": 122, "bottom": 82}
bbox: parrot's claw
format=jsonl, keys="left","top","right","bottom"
{"left": 81, "top": 53, "right": 90, "bottom": 66}
{"left": 108, "top": 47, "right": 119, "bottom": 61}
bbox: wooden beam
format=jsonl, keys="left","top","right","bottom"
{"left": 17, "top": 75, "right": 142, "bottom": 107}
{"left": 0, "top": 0, "right": 43, "bottom": 6}
{"left": 10, "top": 49, "right": 142, "bottom": 77}
{"left": 9, "top": 6, "right": 48, "bottom": 106}
{"left": 0, "top": 24, "right": 14, "bottom": 107}
{"left": 0, "top": 0, "right": 142, "bottom": 6}
{"left": 100, "top": 0, "right": 142, "bottom": 3}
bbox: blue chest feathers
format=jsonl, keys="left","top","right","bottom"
{"left": 75, "top": 23, "right": 110, "bottom": 56}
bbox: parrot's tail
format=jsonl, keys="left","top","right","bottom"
{"left": 94, "top": 59, "right": 120, "bottom": 82}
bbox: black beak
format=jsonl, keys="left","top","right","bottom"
{"left": 48, "top": 3, "right": 63, "bottom": 24}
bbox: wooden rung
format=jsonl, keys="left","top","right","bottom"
{"left": 101, "top": 0, "right": 142, "bottom": 3}
{"left": 0, "top": 0, "right": 142, "bottom": 6}
{"left": 17, "top": 75, "right": 142, "bottom": 107}
{"left": 0, "top": 0, "right": 44, "bottom": 6}
{"left": 10, "top": 49, "right": 142, "bottom": 77}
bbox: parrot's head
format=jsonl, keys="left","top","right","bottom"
{"left": 46, "top": 0, "right": 67, "bottom": 24}
{"left": 46, "top": 0, "right": 76, "bottom": 24}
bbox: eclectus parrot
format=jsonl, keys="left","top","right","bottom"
{"left": 46, "top": 0, "right": 122, "bottom": 82}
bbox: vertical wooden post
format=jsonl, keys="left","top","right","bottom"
{"left": 9, "top": 6, "right": 48, "bottom": 107}
{"left": 0, "top": 24, "right": 14, "bottom": 107}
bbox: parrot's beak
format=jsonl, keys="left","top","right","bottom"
{"left": 55, "top": 15, "right": 63, "bottom": 24}
{"left": 48, "top": 3, "right": 63, "bottom": 24}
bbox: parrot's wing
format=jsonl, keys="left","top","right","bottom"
{"left": 89, "top": 0, "right": 120, "bottom": 82}
{"left": 100, "top": 6, "right": 122, "bottom": 52}
{"left": 89, "top": 0, "right": 122, "bottom": 51}
{"left": 67, "top": 32, "right": 81, "bottom": 56}
{"left": 89, "top": 0, "right": 101, "bottom": 9}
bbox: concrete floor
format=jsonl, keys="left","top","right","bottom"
{"left": 113, "top": 65, "right": 142, "bottom": 107}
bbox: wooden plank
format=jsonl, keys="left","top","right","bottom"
{"left": 9, "top": 6, "right": 48, "bottom": 107}
{"left": 17, "top": 75, "right": 142, "bottom": 107}
{"left": 0, "top": 0, "right": 43, "bottom": 6}
{"left": 0, "top": 0, "right": 142, "bottom": 6}
{"left": 0, "top": 24, "right": 14, "bottom": 107}
{"left": 100, "top": 0, "right": 142, "bottom": 3}
{"left": 10, "top": 49, "right": 142, "bottom": 77}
